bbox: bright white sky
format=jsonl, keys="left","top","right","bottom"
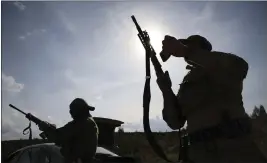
{"left": 1, "top": 1, "right": 267, "bottom": 140}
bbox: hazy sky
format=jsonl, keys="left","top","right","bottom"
{"left": 1, "top": 1, "right": 267, "bottom": 140}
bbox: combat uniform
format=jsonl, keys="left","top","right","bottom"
{"left": 55, "top": 117, "right": 99, "bottom": 163}
{"left": 42, "top": 116, "right": 99, "bottom": 163}
{"left": 162, "top": 48, "right": 267, "bottom": 162}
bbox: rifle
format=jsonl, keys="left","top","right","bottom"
{"left": 9, "top": 104, "right": 56, "bottom": 140}
{"left": 131, "top": 16, "right": 164, "bottom": 78}
{"left": 131, "top": 15, "right": 186, "bottom": 163}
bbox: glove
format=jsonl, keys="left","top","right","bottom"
{"left": 38, "top": 122, "right": 46, "bottom": 131}
{"left": 156, "top": 71, "right": 172, "bottom": 93}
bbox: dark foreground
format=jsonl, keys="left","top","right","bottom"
{"left": 2, "top": 116, "right": 267, "bottom": 163}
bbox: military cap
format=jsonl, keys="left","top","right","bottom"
{"left": 69, "top": 98, "right": 95, "bottom": 111}
{"left": 179, "top": 35, "right": 212, "bottom": 51}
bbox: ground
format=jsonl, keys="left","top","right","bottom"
{"left": 2, "top": 116, "right": 267, "bottom": 163}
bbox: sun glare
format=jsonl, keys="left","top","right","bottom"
{"left": 131, "top": 26, "right": 165, "bottom": 60}
{"left": 146, "top": 27, "right": 164, "bottom": 54}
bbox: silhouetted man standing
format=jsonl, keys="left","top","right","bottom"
{"left": 39, "top": 98, "right": 99, "bottom": 163}
{"left": 157, "top": 35, "right": 267, "bottom": 162}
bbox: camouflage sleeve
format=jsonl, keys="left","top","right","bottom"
{"left": 184, "top": 49, "right": 249, "bottom": 83}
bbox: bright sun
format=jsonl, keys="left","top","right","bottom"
{"left": 147, "top": 28, "right": 164, "bottom": 53}
{"left": 132, "top": 26, "right": 165, "bottom": 60}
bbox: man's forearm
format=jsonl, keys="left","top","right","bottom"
{"left": 162, "top": 90, "right": 185, "bottom": 129}
{"left": 162, "top": 89, "right": 177, "bottom": 109}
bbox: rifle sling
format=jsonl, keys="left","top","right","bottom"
{"left": 143, "top": 49, "right": 175, "bottom": 162}
{"left": 23, "top": 120, "right": 33, "bottom": 163}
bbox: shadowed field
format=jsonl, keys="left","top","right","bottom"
{"left": 2, "top": 115, "right": 267, "bottom": 163}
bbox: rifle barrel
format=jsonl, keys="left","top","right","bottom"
{"left": 131, "top": 15, "right": 143, "bottom": 35}
{"left": 9, "top": 104, "right": 27, "bottom": 115}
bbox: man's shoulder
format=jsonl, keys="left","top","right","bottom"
{"left": 64, "top": 119, "right": 97, "bottom": 132}
{"left": 66, "top": 120, "right": 75, "bottom": 125}
{"left": 63, "top": 118, "right": 97, "bottom": 128}
{"left": 86, "top": 117, "right": 98, "bottom": 129}
{"left": 61, "top": 120, "right": 75, "bottom": 129}
{"left": 87, "top": 117, "right": 95, "bottom": 122}
{"left": 212, "top": 51, "right": 248, "bottom": 64}
{"left": 72, "top": 117, "right": 97, "bottom": 128}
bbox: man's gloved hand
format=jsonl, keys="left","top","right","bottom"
{"left": 38, "top": 121, "right": 56, "bottom": 131}
{"left": 156, "top": 71, "right": 172, "bottom": 93}
{"left": 38, "top": 122, "right": 46, "bottom": 131}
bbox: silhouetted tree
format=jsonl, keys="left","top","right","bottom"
{"left": 251, "top": 105, "right": 266, "bottom": 118}
{"left": 251, "top": 106, "right": 259, "bottom": 118}
{"left": 259, "top": 105, "right": 266, "bottom": 116}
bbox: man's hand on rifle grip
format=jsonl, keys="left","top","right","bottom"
{"left": 156, "top": 71, "right": 172, "bottom": 93}
{"left": 38, "top": 121, "right": 52, "bottom": 132}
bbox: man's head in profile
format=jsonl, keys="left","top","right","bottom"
{"left": 160, "top": 35, "right": 212, "bottom": 62}
{"left": 69, "top": 98, "right": 95, "bottom": 120}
